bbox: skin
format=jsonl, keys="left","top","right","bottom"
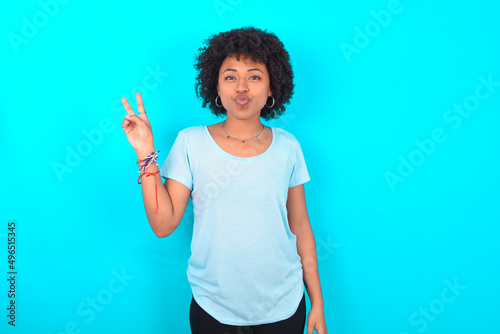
{"left": 287, "top": 184, "right": 328, "bottom": 334}
{"left": 207, "top": 54, "right": 273, "bottom": 157}
{"left": 121, "top": 54, "right": 327, "bottom": 334}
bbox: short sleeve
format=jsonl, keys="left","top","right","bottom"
{"left": 159, "top": 130, "right": 193, "bottom": 190}
{"left": 289, "top": 140, "right": 310, "bottom": 188}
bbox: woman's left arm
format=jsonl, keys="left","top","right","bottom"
{"left": 287, "top": 184, "right": 328, "bottom": 334}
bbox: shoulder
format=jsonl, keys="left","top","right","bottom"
{"left": 170, "top": 126, "right": 206, "bottom": 150}
{"left": 178, "top": 125, "right": 205, "bottom": 137}
{"left": 271, "top": 126, "right": 302, "bottom": 147}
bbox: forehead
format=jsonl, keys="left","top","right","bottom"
{"left": 219, "top": 54, "right": 268, "bottom": 72}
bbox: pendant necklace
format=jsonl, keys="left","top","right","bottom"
{"left": 221, "top": 121, "right": 265, "bottom": 143}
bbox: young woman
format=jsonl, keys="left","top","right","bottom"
{"left": 121, "top": 27, "right": 327, "bottom": 334}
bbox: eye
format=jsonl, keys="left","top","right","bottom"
{"left": 224, "top": 76, "right": 235, "bottom": 80}
{"left": 250, "top": 76, "right": 261, "bottom": 80}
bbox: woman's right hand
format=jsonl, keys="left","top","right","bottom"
{"left": 121, "top": 92, "right": 155, "bottom": 156}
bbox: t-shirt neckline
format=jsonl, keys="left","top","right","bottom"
{"left": 203, "top": 125, "right": 275, "bottom": 160}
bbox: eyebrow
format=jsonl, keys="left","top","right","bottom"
{"left": 223, "top": 68, "right": 263, "bottom": 73}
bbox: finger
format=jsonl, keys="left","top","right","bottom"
{"left": 123, "top": 113, "right": 146, "bottom": 130}
{"left": 121, "top": 114, "right": 138, "bottom": 126}
{"left": 121, "top": 97, "right": 136, "bottom": 116}
{"left": 136, "top": 92, "right": 145, "bottom": 113}
{"left": 121, "top": 117, "right": 131, "bottom": 130}
{"left": 135, "top": 92, "right": 150, "bottom": 124}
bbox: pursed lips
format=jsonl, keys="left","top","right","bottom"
{"left": 235, "top": 96, "right": 250, "bottom": 105}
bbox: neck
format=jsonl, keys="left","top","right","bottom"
{"left": 222, "top": 117, "right": 264, "bottom": 138}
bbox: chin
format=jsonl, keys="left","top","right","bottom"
{"left": 227, "top": 109, "right": 262, "bottom": 120}
{"left": 231, "top": 114, "right": 262, "bottom": 121}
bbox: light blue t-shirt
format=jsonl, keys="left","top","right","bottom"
{"left": 159, "top": 125, "right": 310, "bottom": 326}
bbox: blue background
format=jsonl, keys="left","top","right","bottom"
{"left": 1, "top": 0, "right": 499, "bottom": 333}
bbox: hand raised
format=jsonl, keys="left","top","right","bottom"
{"left": 121, "top": 92, "right": 155, "bottom": 155}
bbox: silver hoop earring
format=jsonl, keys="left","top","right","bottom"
{"left": 266, "top": 96, "right": 275, "bottom": 108}
{"left": 215, "top": 96, "right": 223, "bottom": 108}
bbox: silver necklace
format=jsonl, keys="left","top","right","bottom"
{"left": 221, "top": 121, "right": 265, "bottom": 143}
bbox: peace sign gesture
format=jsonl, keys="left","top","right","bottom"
{"left": 121, "top": 92, "right": 155, "bottom": 156}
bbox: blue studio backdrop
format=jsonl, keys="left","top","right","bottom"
{"left": 1, "top": 0, "right": 499, "bottom": 333}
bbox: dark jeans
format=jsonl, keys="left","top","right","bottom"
{"left": 189, "top": 293, "right": 306, "bottom": 334}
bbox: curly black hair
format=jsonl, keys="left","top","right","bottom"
{"left": 194, "top": 27, "right": 294, "bottom": 121}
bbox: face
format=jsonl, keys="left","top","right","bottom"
{"left": 217, "top": 54, "right": 272, "bottom": 122}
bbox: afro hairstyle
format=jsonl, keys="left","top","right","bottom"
{"left": 194, "top": 26, "right": 294, "bottom": 120}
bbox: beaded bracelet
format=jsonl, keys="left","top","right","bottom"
{"left": 136, "top": 150, "right": 159, "bottom": 173}
{"left": 138, "top": 170, "right": 160, "bottom": 214}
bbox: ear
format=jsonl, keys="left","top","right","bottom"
{"left": 217, "top": 84, "right": 219, "bottom": 95}
{"left": 268, "top": 88, "right": 272, "bottom": 97}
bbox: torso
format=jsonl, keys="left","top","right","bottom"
{"left": 207, "top": 122, "right": 273, "bottom": 158}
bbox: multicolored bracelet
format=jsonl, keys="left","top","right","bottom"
{"left": 136, "top": 150, "right": 159, "bottom": 173}
{"left": 136, "top": 150, "right": 160, "bottom": 215}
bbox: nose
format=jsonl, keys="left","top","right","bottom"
{"left": 236, "top": 79, "right": 249, "bottom": 93}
